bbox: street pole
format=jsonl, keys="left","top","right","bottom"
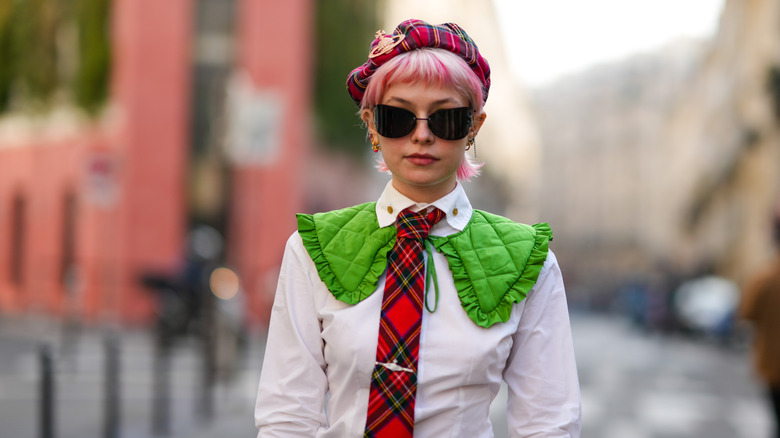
{"left": 39, "top": 344, "right": 55, "bottom": 438}
{"left": 152, "top": 326, "right": 171, "bottom": 436}
{"left": 103, "top": 333, "right": 120, "bottom": 438}
{"left": 199, "top": 284, "right": 216, "bottom": 424}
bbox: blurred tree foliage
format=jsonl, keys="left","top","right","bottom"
{"left": 72, "top": 0, "right": 111, "bottom": 115}
{"left": 0, "top": 1, "right": 15, "bottom": 111}
{"left": 12, "top": 0, "right": 60, "bottom": 109}
{"left": 0, "top": 0, "right": 111, "bottom": 115}
{"left": 313, "top": 0, "right": 378, "bottom": 155}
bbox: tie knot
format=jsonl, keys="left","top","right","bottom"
{"left": 395, "top": 208, "right": 445, "bottom": 241}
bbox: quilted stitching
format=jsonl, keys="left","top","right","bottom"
{"left": 297, "top": 204, "right": 551, "bottom": 327}
{"left": 431, "top": 211, "right": 551, "bottom": 327}
{"left": 298, "top": 203, "right": 395, "bottom": 304}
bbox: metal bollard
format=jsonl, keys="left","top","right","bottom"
{"left": 199, "top": 296, "right": 216, "bottom": 424}
{"left": 152, "top": 330, "right": 171, "bottom": 436}
{"left": 39, "top": 344, "right": 55, "bottom": 438}
{"left": 103, "top": 334, "right": 120, "bottom": 438}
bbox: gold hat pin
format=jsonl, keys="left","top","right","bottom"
{"left": 369, "top": 30, "right": 405, "bottom": 59}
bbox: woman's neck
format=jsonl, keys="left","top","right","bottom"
{"left": 391, "top": 180, "right": 457, "bottom": 204}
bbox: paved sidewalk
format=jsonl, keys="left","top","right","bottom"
{"left": 0, "top": 316, "right": 263, "bottom": 438}
{"left": 571, "top": 314, "right": 771, "bottom": 438}
{"left": 1, "top": 313, "right": 772, "bottom": 438}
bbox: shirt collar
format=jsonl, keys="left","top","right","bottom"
{"left": 375, "top": 181, "right": 473, "bottom": 231}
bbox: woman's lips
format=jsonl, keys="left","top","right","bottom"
{"left": 406, "top": 154, "right": 437, "bottom": 165}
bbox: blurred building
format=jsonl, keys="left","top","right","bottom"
{"left": 533, "top": 40, "right": 707, "bottom": 304}
{"left": 0, "top": 1, "right": 312, "bottom": 325}
{"left": 534, "top": 0, "right": 780, "bottom": 305}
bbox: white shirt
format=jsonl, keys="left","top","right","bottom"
{"left": 255, "top": 182, "right": 582, "bottom": 437}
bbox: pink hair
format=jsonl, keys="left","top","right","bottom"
{"left": 362, "top": 48, "right": 485, "bottom": 181}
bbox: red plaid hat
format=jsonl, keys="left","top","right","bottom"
{"left": 346, "top": 19, "right": 491, "bottom": 107}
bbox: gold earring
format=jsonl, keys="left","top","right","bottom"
{"left": 372, "top": 142, "right": 381, "bottom": 153}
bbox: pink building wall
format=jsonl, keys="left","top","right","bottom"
{"left": 0, "top": 0, "right": 312, "bottom": 326}
{"left": 0, "top": 1, "right": 191, "bottom": 324}
{"left": 109, "top": 0, "right": 192, "bottom": 323}
{"left": 230, "top": 0, "right": 312, "bottom": 325}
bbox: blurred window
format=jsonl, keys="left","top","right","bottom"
{"left": 10, "top": 194, "right": 26, "bottom": 288}
{"left": 60, "top": 191, "right": 77, "bottom": 285}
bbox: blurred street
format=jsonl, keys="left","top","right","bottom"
{"left": 489, "top": 313, "right": 772, "bottom": 438}
{"left": 0, "top": 317, "right": 263, "bottom": 438}
{"left": 0, "top": 312, "right": 772, "bottom": 438}
{"left": 570, "top": 314, "right": 770, "bottom": 438}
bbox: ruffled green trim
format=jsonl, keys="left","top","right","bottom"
{"left": 431, "top": 212, "right": 552, "bottom": 328}
{"left": 297, "top": 204, "right": 552, "bottom": 328}
{"left": 297, "top": 203, "right": 396, "bottom": 305}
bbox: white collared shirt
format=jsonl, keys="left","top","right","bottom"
{"left": 374, "top": 181, "right": 473, "bottom": 233}
{"left": 255, "top": 182, "right": 582, "bottom": 437}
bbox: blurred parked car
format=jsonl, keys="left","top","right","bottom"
{"left": 672, "top": 275, "right": 739, "bottom": 341}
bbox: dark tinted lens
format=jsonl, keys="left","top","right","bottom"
{"left": 428, "top": 107, "right": 472, "bottom": 140}
{"left": 374, "top": 105, "right": 416, "bottom": 138}
{"left": 374, "top": 105, "right": 472, "bottom": 140}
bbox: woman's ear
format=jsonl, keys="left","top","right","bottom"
{"left": 471, "top": 111, "right": 487, "bottom": 137}
{"left": 362, "top": 108, "right": 381, "bottom": 151}
{"left": 361, "top": 108, "right": 376, "bottom": 135}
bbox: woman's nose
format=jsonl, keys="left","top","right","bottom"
{"left": 410, "top": 119, "right": 434, "bottom": 144}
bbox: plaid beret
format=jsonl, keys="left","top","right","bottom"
{"left": 346, "top": 19, "right": 491, "bottom": 107}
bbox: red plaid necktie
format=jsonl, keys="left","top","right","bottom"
{"left": 364, "top": 207, "right": 445, "bottom": 438}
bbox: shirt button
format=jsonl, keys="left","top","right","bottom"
{"left": 387, "top": 206, "right": 394, "bottom": 214}
{"left": 453, "top": 208, "right": 458, "bottom": 216}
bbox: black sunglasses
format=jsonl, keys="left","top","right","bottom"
{"left": 374, "top": 105, "right": 473, "bottom": 140}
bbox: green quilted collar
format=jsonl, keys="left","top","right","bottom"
{"left": 430, "top": 211, "right": 551, "bottom": 327}
{"left": 297, "top": 203, "right": 551, "bottom": 328}
{"left": 297, "top": 203, "right": 395, "bottom": 305}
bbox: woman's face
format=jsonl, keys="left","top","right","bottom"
{"left": 364, "top": 81, "right": 486, "bottom": 203}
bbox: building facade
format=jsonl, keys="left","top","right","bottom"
{"left": 0, "top": 0, "right": 312, "bottom": 325}
{"left": 534, "top": 0, "right": 780, "bottom": 304}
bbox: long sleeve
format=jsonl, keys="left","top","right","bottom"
{"left": 255, "top": 232, "right": 329, "bottom": 437}
{"left": 503, "top": 251, "right": 582, "bottom": 437}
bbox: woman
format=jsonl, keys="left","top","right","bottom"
{"left": 255, "top": 19, "right": 581, "bottom": 437}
